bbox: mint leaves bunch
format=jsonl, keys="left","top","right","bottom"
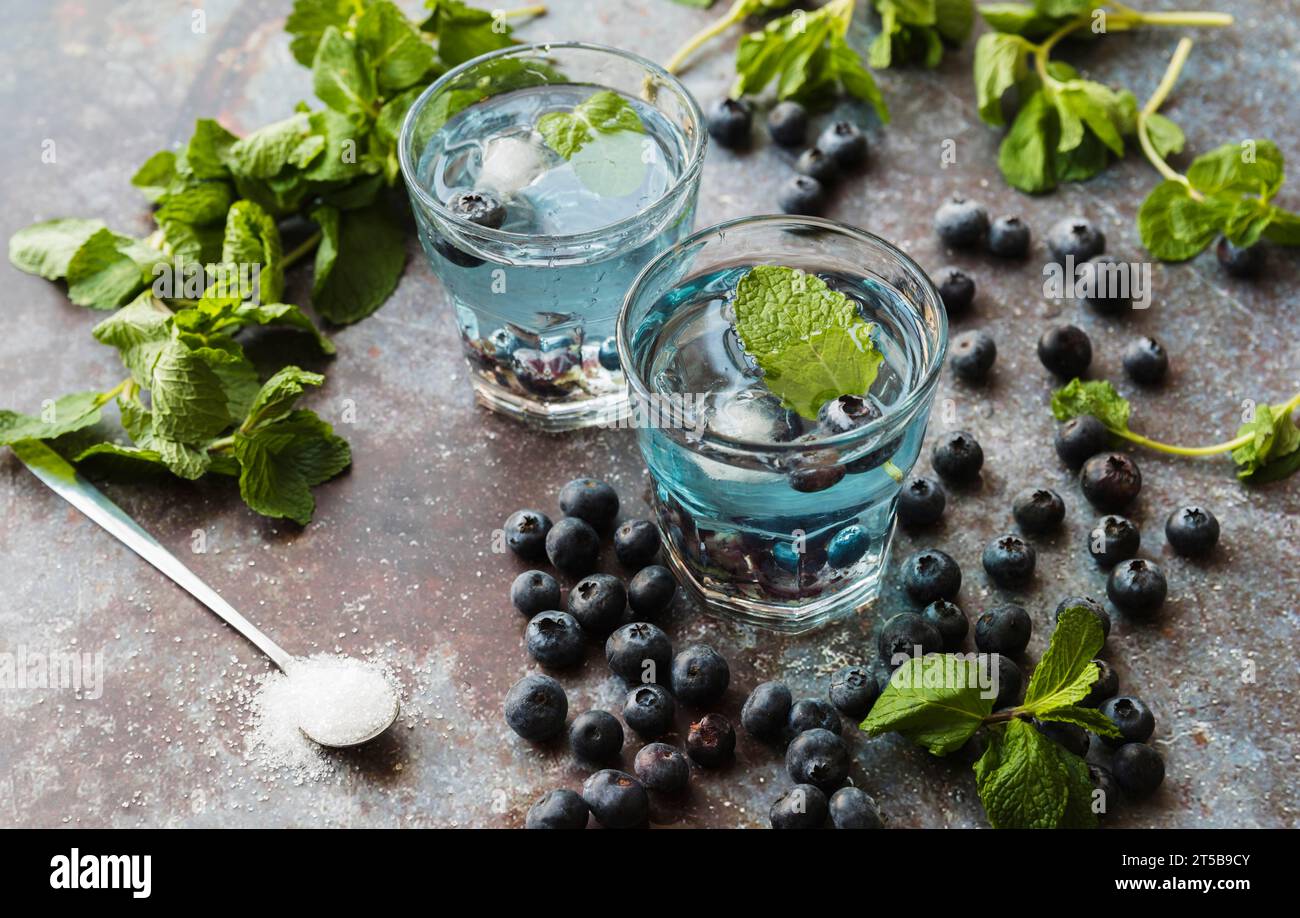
{"left": 1051, "top": 378, "right": 1300, "bottom": 483}
{"left": 1134, "top": 40, "right": 1300, "bottom": 261}
{"left": 731, "top": 266, "right": 884, "bottom": 420}
{"left": 667, "top": 0, "right": 889, "bottom": 120}
{"left": 869, "top": 0, "right": 975, "bottom": 69}
{"left": 863, "top": 606, "right": 1121, "bottom": 828}
{"left": 973, "top": 0, "right": 1231, "bottom": 194}
{"left": 4, "top": 0, "right": 538, "bottom": 524}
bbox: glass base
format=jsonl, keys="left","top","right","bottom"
{"left": 658, "top": 523, "right": 894, "bottom": 635}
{"left": 471, "top": 376, "right": 629, "bottom": 432}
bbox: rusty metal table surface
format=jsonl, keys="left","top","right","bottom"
{"left": 1, "top": 0, "right": 1297, "bottom": 828}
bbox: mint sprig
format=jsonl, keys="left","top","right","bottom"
{"left": 869, "top": 0, "right": 975, "bottom": 70}
{"left": 1051, "top": 378, "right": 1300, "bottom": 483}
{"left": 537, "top": 91, "right": 645, "bottom": 160}
{"left": 731, "top": 265, "right": 884, "bottom": 421}
{"left": 863, "top": 606, "right": 1119, "bottom": 829}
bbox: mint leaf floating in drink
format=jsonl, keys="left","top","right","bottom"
{"left": 731, "top": 265, "right": 883, "bottom": 421}
{"left": 1050, "top": 378, "right": 1300, "bottom": 483}
{"left": 537, "top": 91, "right": 648, "bottom": 197}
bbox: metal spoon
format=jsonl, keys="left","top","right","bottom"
{"left": 12, "top": 440, "right": 399, "bottom": 748}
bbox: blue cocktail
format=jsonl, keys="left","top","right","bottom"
{"left": 400, "top": 43, "right": 705, "bottom": 430}
{"left": 618, "top": 217, "right": 947, "bottom": 632}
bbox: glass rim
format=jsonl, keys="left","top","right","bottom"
{"left": 396, "top": 40, "right": 707, "bottom": 247}
{"left": 615, "top": 214, "right": 950, "bottom": 455}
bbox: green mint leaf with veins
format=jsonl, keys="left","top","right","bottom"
{"left": 973, "top": 32, "right": 1031, "bottom": 127}
{"left": 1037, "top": 704, "right": 1122, "bottom": 739}
{"left": 217, "top": 200, "right": 284, "bottom": 305}
{"left": 997, "top": 89, "right": 1056, "bottom": 193}
{"left": 0, "top": 391, "right": 108, "bottom": 447}
{"left": 241, "top": 366, "right": 328, "bottom": 432}
{"left": 732, "top": 266, "right": 884, "bottom": 421}
{"left": 871, "top": 0, "right": 974, "bottom": 70}
{"left": 309, "top": 201, "right": 407, "bottom": 325}
{"left": 8, "top": 218, "right": 107, "bottom": 281}
{"left": 356, "top": 0, "right": 437, "bottom": 93}
{"left": 537, "top": 91, "right": 645, "bottom": 160}
{"left": 1232, "top": 402, "right": 1300, "bottom": 482}
{"left": 234, "top": 409, "right": 351, "bottom": 525}
{"left": 1021, "top": 605, "right": 1107, "bottom": 715}
{"left": 65, "top": 228, "right": 161, "bottom": 311}
{"left": 1050, "top": 378, "right": 1130, "bottom": 433}
{"left": 423, "top": 0, "right": 518, "bottom": 69}
{"left": 312, "top": 26, "right": 379, "bottom": 117}
{"left": 223, "top": 113, "right": 319, "bottom": 180}
{"left": 974, "top": 717, "right": 1098, "bottom": 829}
{"left": 92, "top": 292, "right": 174, "bottom": 387}
{"left": 286, "top": 0, "right": 357, "bottom": 67}
{"left": 861, "top": 654, "right": 994, "bottom": 755}
{"left": 976, "top": 2, "right": 1074, "bottom": 39}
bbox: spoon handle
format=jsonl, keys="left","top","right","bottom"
{"left": 13, "top": 440, "right": 294, "bottom": 671}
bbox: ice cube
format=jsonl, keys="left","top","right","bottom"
{"left": 706, "top": 387, "right": 803, "bottom": 443}
{"left": 476, "top": 132, "right": 558, "bottom": 196}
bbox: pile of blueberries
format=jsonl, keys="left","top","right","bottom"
{"left": 501, "top": 477, "right": 886, "bottom": 829}
{"left": 704, "top": 97, "right": 870, "bottom": 216}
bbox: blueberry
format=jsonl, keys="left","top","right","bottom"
{"left": 671, "top": 644, "right": 730, "bottom": 707}
{"left": 818, "top": 394, "right": 881, "bottom": 433}
{"left": 1047, "top": 216, "right": 1105, "bottom": 263}
{"left": 627, "top": 564, "right": 676, "bottom": 619}
{"left": 742, "top": 681, "right": 793, "bottom": 742}
{"left": 1100, "top": 695, "right": 1155, "bottom": 746}
{"left": 828, "top": 665, "right": 880, "bottom": 719}
{"left": 448, "top": 189, "right": 506, "bottom": 228}
{"left": 934, "top": 196, "right": 989, "bottom": 248}
{"left": 504, "top": 674, "right": 568, "bottom": 742}
{"left": 1216, "top": 237, "right": 1264, "bottom": 278}
{"left": 1088, "top": 515, "right": 1140, "bottom": 568}
{"left": 558, "top": 477, "right": 620, "bottom": 529}
{"left": 1106, "top": 559, "right": 1167, "bottom": 617}
{"left": 921, "top": 599, "right": 969, "bottom": 651}
{"left": 634, "top": 742, "right": 691, "bottom": 793}
{"left": 1037, "top": 324, "right": 1092, "bottom": 378}
{"left": 898, "top": 476, "right": 946, "bottom": 527}
{"left": 931, "top": 430, "right": 983, "bottom": 483}
{"left": 982, "top": 653, "right": 1023, "bottom": 709}
{"left": 544, "top": 516, "right": 600, "bottom": 575}
{"left": 487, "top": 327, "right": 523, "bottom": 359}
{"left": 818, "top": 121, "right": 869, "bottom": 168}
{"left": 614, "top": 519, "right": 660, "bottom": 569}
{"left": 770, "top": 784, "right": 828, "bottom": 829}
{"left": 877, "top": 611, "right": 944, "bottom": 663}
{"left": 605, "top": 621, "right": 672, "bottom": 684}
{"left": 581, "top": 769, "right": 649, "bottom": 829}
{"left": 511, "top": 570, "right": 561, "bottom": 617}
{"left": 525, "top": 611, "right": 586, "bottom": 668}
{"left": 826, "top": 525, "right": 869, "bottom": 568}
{"left": 1012, "top": 488, "right": 1065, "bottom": 534}
{"left": 706, "top": 97, "right": 752, "bottom": 149}
{"left": 622, "top": 683, "right": 675, "bottom": 739}
{"left": 767, "top": 100, "right": 808, "bottom": 147}
{"left": 795, "top": 147, "right": 841, "bottom": 185}
{"left": 525, "top": 789, "right": 589, "bottom": 829}
{"left": 1080, "top": 452, "right": 1142, "bottom": 512}
{"left": 1111, "top": 742, "right": 1165, "bottom": 797}
{"left": 974, "top": 604, "right": 1031, "bottom": 655}
{"left": 686, "top": 713, "right": 736, "bottom": 768}
{"left": 786, "top": 728, "right": 850, "bottom": 791}
{"left": 788, "top": 698, "right": 842, "bottom": 736}
{"left": 1089, "top": 764, "right": 1119, "bottom": 817}
{"left": 950, "top": 330, "right": 996, "bottom": 383}
{"left": 789, "top": 457, "right": 845, "bottom": 492}
{"left": 1076, "top": 254, "right": 1133, "bottom": 314}
{"left": 569, "top": 710, "right": 624, "bottom": 763}
{"left": 432, "top": 232, "right": 483, "bottom": 268}
{"left": 902, "top": 548, "right": 962, "bottom": 604}
{"left": 868, "top": 659, "right": 895, "bottom": 696}
{"left": 1123, "top": 336, "right": 1168, "bottom": 385}
{"left": 1036, "top": 720, "right": 1090, "bottom": 758}
{"left": 828, "top": 786, "right": 883, "bottom": 829}
{"left": 778, "top": 174, "right": 827, "bottom": 215}
{"left": 1165, "top": 505, "right": 1219, "bottom": 557}
{"left": 540, "top": 333, "right": 575, "bottom": 353}
{"left": 935, "top": 266, "right": 975, "bottom": 315}
{"left": 1054, "top": 596, "right": 1112, "bottom": 639}
{"left": 1055, "top": 415, "right": 1110, "bottom": 467}
{"left": 1081, "top": 658, "right": 1119, "bottom": 707}
{"left": 987, "top": 215, "right": 1030, "bottom": 258}
{"left": 567, "top": 573, "right": 627, "bottom": 635}
{"left": 598, "top": 336, "right": 621, "bottom": 371}
{"left": 503, "top": 509, "right": 552, "bottom": 561}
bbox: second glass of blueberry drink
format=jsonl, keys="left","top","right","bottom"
{"left": 618, "top": 216, "right": 948, "bottom": 632}
{"left": 399, "top": 43, "right": 706, "bottom": 431}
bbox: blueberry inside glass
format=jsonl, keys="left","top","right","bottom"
{"left": 399, "top": 43, "right": 705, "bottom": 431}
{"left": 618, "top": 216, "right": 947, "bottom": 632}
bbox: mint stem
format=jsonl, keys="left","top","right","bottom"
{"left": 1136, "top": 37, "right": 1202, "bottom": 197}
{"left": 1109, "top": 391, "right": 1300, "bottom": 458}
{"left": 665, "top": 0, "right": 750, "bottom": 75}
{"left": 282, "top": 230, "right": 323, "bottom": 271}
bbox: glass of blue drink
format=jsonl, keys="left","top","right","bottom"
{"left": 618, "top": 216, "right": 947, "bottom": 632}
{"left": 399, "top": 43, "right": 705, "bottom": 431}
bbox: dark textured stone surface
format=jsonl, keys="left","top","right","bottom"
{"left": 0, "top": 1, "right": 1296, "bottom": 828}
